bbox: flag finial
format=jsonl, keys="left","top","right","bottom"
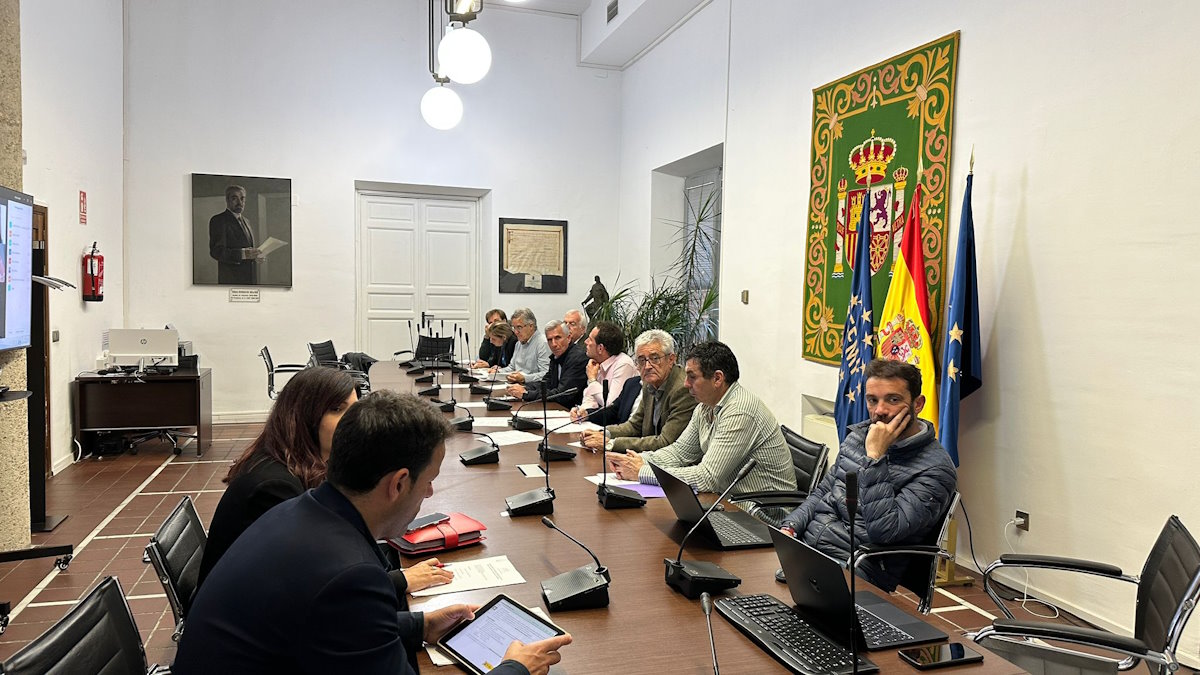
{"left": 969, "top": 145, "right": 975, "bottom": 175}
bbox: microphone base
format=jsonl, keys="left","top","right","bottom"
{"left": 664, "top": 558, "right": 741, "bottom": 599}
{"left": 458, "top": 373, "right": 479, "bottom": 383}
{"left": 449, "top": 416, "right": 473, "bottom": 431}
{"left": 597, "top": 484, "right": 646, "bottom": 509}
{"left": 450, "top": 364, "right": 469, "bottom": 374}
{"left": 541, "top": 565, "right": 610, "bottom": 612}
{"left": 406, "top": 366, "right": 427, "bottom": 376}
{"left": 469, "top": 383, "right": 492, "bottom": 395}
{"left": 418, "top": 385, "right": 441, "bottom": 397}
{"left": 505, "top": 487, "right": 555, "bottom": 516}
{"left": 432, "top": 399, "right": 455, "bottom": 412}
{"left": 510, "top": 416, "right": 543, "bottom": 431}
{"left": 459, "top": 444, "right": 499, "bottom": 465}
{"left": 485, "top": 399, "right": 513, "bottom": 411}
{"left": 538, "top": 442, "right": 576, "bottom": 462}
{"left": 414, "top": 373, "right": 435, "bottom": 384}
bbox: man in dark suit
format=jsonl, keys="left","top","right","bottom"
{"left": 507, "top": 320, "right": 588, "bottom": 407}
{"left": 579, "top": 329, "right": 697, "bottom": 451}
{"left": 173, "top": 391, "right": 571, "bottom": 675}
{"left": 208, "top": 184, "right": 261, "bottom": 284}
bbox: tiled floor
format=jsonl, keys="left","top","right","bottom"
{"left": 0, "top": 423, "right": 1190, "bottom": 673}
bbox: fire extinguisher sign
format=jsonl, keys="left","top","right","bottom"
{"left": 79, "top": 190, "right": 87, "bottom": 225}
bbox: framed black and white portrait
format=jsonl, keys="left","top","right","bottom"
{"left": 192, "top": 173, "right": 292, "bottom": 287}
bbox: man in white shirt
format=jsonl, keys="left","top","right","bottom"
{"left": 570, "top": 321, "right": 637, "bottom": 421}
{"left": 497, "top": 308, "right": 551, "bottom": 384}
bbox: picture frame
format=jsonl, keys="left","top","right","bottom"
{"left": 498, "top": 218, "right": 567, "bottom": 294}
{"left": 192, "top": 173, "right": 293, "bottom": 287}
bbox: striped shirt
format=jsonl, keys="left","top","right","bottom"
{"left": 637, "top": 381, "right": 796, "bottom": 498}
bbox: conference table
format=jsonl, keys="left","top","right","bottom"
{"left": 374, "top": 364, "right": 1024, "bottom": 674}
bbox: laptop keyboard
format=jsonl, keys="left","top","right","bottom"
{"left": 855, "top": 605, "right": 913, "bottom": 646}
{"left": 715, "top": 594, "right": 873, "bottom": 674}
{"left": 709, "top": 513, "right": 768, "bottom": 545}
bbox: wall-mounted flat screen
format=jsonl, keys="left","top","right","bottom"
{"left": 0, "top": 184, "right": 33, "bottom": 352}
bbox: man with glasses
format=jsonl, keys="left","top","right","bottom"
{"left": 563, "top": 309, "right": 588, "bottom": 349}
{"left": 498, "top": 308, "right": 551, "bottom": 384}
{"left": 605, "top": 341, "right": 796, "bottom": 503}
{"left": 579, "top": 329, "right": 696, "bottom": 453}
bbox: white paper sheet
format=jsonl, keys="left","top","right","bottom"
{"left": 546, "top": 421, "right": 600, "bottom": 434}
{"left": 483, "top": 430, "right": 543, "bottom": 446}
{"left": 515, "top": 408, "right": 573, "bottom": 419}
{"left": 257, "top": 236, "right": 289, "bottom": 257}
{"left": 584, "top": 472, "right": 640, "bottom": 487}
{"left": 467, "top": 416, "right": 513, "bottom": 428}
{"left": 410, "top": 555, "right": 526, "bottom": 597}
{"left": 517, "top": 464, "right": 546, "bottom": 478}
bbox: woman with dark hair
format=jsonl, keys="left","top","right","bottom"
{"left": 197, "top": 367, "right": 451, "bottom": 599}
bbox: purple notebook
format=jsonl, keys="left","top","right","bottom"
{"left": 622, "top": 483, "right": 665, "bottom": 499}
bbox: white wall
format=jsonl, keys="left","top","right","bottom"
{"left": 713, "top": 0, "right": 1200, "bottom": 658}
{"left": 21, "top": 0, "right": 125, "bottom": 472}
{"left": 616, "top": 0, "right": 728, "bottom": 293}
{"left": 123, "top": 0, "right": 622, "bottom": 417}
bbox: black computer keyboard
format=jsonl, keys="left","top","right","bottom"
{"left": 855, "top": 605, "right": 913, "bottom": 646}
{"left": 709, "top": 514, "right": 768, "bottom": 545}
{"left": 715, "top": 594, "right": 876, "bottom": 674}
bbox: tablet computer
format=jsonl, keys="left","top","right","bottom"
{"left": 436, "top": 594, "right": 565, "bottom": 674}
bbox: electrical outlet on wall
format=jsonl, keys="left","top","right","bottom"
{"left": 1014, "top": 510, "right": 1030, "bottom": 532}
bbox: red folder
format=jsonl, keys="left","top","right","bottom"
{"left": 387, "top": 512, "right": 486, "bottom": 555}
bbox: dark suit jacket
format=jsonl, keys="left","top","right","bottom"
{"left": 523, "top": 342, "right": 588, "bottom": 407}
{"left": 587, "top": 376, "right": 642, "bottom": 427}
{"left": 605, "top": 365, "right": 697, "bottom": 453}
{"left": 173, "top": 483, "right": 517, "bottom": 675}
{"left": 196, "top": 455, "right": 410, "bottom": 602}
{"left": 478, "top": 335, "right": 518, "bottom": 367}
{"left": 209, "top": 209, "right": 258, "bottom": 284}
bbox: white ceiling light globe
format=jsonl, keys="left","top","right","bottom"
{"left": 420, "top": 85, "right": 463, "bottom": 130}
{"left": 437, "top": 25, "right": 492, "bottom": 85}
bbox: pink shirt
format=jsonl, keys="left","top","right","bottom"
{"left": 581, "top": 352, "right": 638, "bottom": 411}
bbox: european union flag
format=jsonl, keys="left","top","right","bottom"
{"left": 938, "top": 173, "right": 982, "bottom": 466}
{"left": 834, "top": 186, "right": 876, "bottom": 442}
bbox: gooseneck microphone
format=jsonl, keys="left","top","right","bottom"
{"left": 664, "top": 458, "right": 758, "bottom": 598}
{"left": 846, "top": 470, "right": 861, "bottom": 671}
{"left": 505, "top": 384, "right": 556, "bottom": 516}
{"left": 459, "top": 329, "right": 479, "bottom": 382}
{"left": 475, "top": 369, "right": 512, "bottom": 411}
{"left": 597, "top": 379, "right": 646, "bottom": 509}
{"left": 459, "top": 431, "right": 499, "bottom": 465}
{"left": 539, "top": 516, "right": 610, "bottom": 611}
{"left": 701, "top": 592, "right": 719, "bottom": 675}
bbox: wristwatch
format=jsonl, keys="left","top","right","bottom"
{"left": 605, "top": 439, "right": 615, "bottom": 451}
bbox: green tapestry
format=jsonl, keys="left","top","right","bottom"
{"left": 802, "top": 32, "right": 959, "bottom": 365}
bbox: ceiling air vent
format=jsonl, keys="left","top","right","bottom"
{"left": 607, "top": 0, "right": 618, "bottom": 23}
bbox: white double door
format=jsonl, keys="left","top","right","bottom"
{"left": 356, "top": 192, "right": 479, "bottom": 359}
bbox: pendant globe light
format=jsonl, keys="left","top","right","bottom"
{"left": 438, "top": 23, "right": 491, "bottom": 85}
{"left": 420, "top": 85, "right": 463, "bottom": 130}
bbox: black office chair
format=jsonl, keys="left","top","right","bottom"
{"left": 306, "top": 340, "right": 370, "bottom": 392}
{"left": 852, "top": 490, "right": 960, "bottom": 613}
{"left": 974, "top": 515, "right": 1200, "bottom": 674}
{"left": 394, "top": 335, "right": 456, "bottom": 365}
{"left": 143, "top": 496, "right": 206, "bottom": 642}
{"left": 0, "top": 576, "right": 169, "bottom": 674}
{"left": 259, "top": 345, "right": 305, "bottom": 399}
{"left": 738, "top": 425, "right": 830, "bottom": 526}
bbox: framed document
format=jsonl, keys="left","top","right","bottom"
{"left": 498, "top": 218, "right": 567, "bottom": 294}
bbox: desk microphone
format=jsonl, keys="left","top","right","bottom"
{"left": 459, "top": 431, "right": 500, "bottom": 465}
{"left": 459, "top": 329, "right": 479, "bottom": 383}
{"left": 846, "top": 470, "right": 861, "bottom": 669}
{"left": 504, "top": 386, "right": 557, "bottom": 516}
{"left": 395, "top": 319, "right": 417, "bottom": 366}
{"left": 664, "top": 458, "right": 757, "bottom": 598}
{"left": 417, "top": 367, "right": 441, "bottom": 398}
{"left": 509, "top": 398, "right": 546, "bottom": 431}
{"left": 539, "top": 517, "right": 610, "bottom": 611}
{"left": 473, "top": 370, "right": 512, "bottom": 411}
{"left": 701, "top": 592, "right": 720, "bottom": 675}
{"left": 597, "top": 380, "right": 645, "bottom": 509}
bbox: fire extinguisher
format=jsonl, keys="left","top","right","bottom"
{"left": 82, "top": 242, "right": 104, "bottom": 302}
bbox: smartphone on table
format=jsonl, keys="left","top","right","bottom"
{"left": 898, "top": 643, "right": 984, "bottom": 670}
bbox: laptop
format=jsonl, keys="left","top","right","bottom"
{"left": 649, "top": 462, "right": 772, "bottom": 549}
{"left": 771, "top": 527, "right": 947, "bottom": 650}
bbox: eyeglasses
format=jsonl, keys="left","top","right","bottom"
{"left": 635, "top": 354, "right": 668, "bottom": 368}
{"left": 511, "top": 322, "right": 529, "bottom": 331}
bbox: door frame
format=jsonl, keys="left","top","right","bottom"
{"left": 353, "top": 186, "right": 486, "bottom": 355}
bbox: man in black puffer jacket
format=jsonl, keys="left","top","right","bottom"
{"left": 781, "top": 359, "right": 956, "bottom": 592}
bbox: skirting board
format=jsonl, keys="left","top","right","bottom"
{"left": 214, "top": 411, "right": 270, "bottom": 424}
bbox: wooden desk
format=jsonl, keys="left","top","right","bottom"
{"left": 73, "top": 369, "right": 212, "bottom": 456}
{"left": 394, "top": 376, "right": 1025, "bottom": 674}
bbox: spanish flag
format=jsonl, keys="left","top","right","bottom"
{"left": 876, "top": 181, "right": 939, "bottom": 433}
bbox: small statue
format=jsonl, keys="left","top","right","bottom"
{"left": 582, "top": 275, "right": 609, "bottom": 320}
